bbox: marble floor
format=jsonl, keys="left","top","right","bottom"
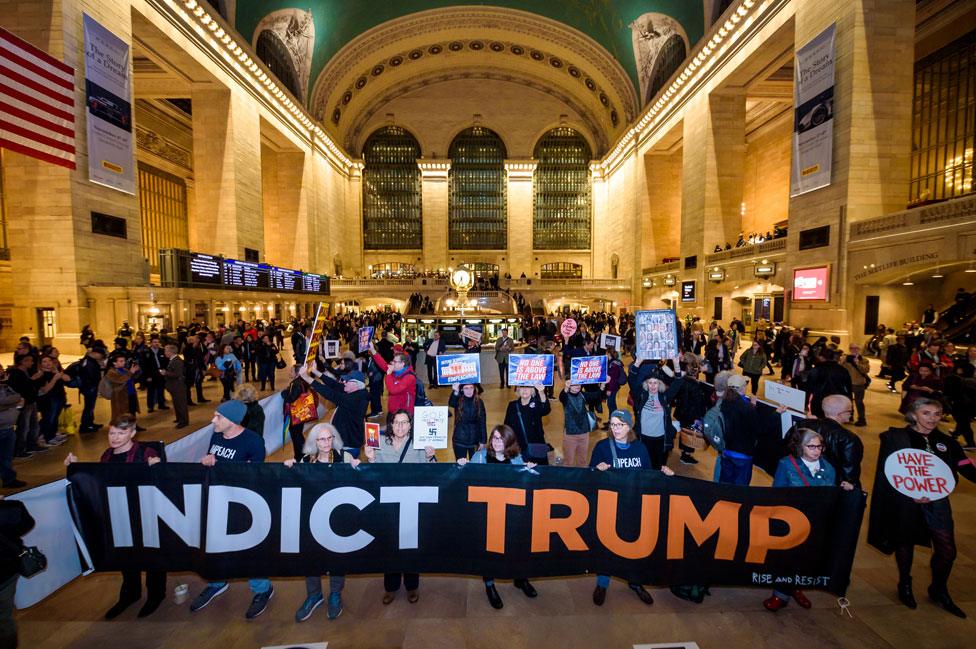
{"left": 8, "top": 348, "right": 976, "bottom": 649}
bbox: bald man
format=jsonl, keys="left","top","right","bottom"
{"left": 792, "top": 394, "right": 864, "bottom": 487}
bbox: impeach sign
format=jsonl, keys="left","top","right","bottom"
{"left": 357, "top": 327, "right": 374, "bottom": 354}
{"left": 437, "top": 354, "right": 481, "bottom": 385}
{"left": 570, "top": 356, "right": 607, "bottom": 385}
{"left": 508, "top": 354, "right": 554, "bottom": 386}
{"left": 884, "top": 448, "right": 955, "bottom": 501}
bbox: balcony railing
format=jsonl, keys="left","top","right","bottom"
{"left": 704, "top": 237, "right": 787, "bottom": 265}
{"left": 504, "top": 278, "right": 632, "bottom": 290}
{"left": 330, "top": 278, "right": 449, "bottom": 288}
{"left": 641, "top": 260, "right": 680, "bottom": 276}
{"left": 849, "top": 194, "right": 976, "bottom": 241}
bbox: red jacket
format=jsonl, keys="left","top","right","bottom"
{"left": 371, "top": 352, "right": 418, "bottom": 416}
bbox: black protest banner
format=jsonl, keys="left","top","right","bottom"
{"left": 67, "top": 463, "right": 865, "bottom": 594}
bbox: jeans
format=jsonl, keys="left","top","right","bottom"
{"left": 0, "top": 428, "right": 16, "bottom": 484}
{"left": 305, "top": 574, "right": 345, "bottom": 596}
{"left": 146, "top": 379, "right": 166, "bottom": 410}
{"left": 80, "top": 387, "right": 98, "bottom": 431}
{"left": 497, "top": 361, "right": 508, "bottom": 388}
{"left": 719, "top": 453, "right": 753, "bottom": 485}
{"left": 38, "top": 397, "right": 64, "bottom": 442}
{"left": 14, "top": 404, "right": 38, "bottom": 454}
{"left": 209, "top": 578, "right": 271, "bottom": 594}
{"left": 453, "top": 444, "right": 476, "bottom": 461}
{"left": 852, "top": 387, "right": 866, "bottom": 423}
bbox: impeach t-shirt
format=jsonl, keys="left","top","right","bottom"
{"left": 589, "top": 438, "right": 651, "bottom": 470}
{"left": 208, "top": 429, "right": 265, "bottom": 463}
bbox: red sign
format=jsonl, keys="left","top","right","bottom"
{"left": 792, "top": 266, "right": 829, "bottom": 301}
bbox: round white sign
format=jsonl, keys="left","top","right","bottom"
{"left": 560, "top": 318, "right": 578, "bottom": 338}
{"left": 883, "top": 448, "right": 955, "bottom": 501}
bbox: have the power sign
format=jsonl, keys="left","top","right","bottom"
{"left": 884, "top": 448, "right": 955, "bottom": 501}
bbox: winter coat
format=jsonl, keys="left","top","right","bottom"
{"left": 371, "top": 353, "right": 418, "bottom": 415}
{"left": 448, "top": 391, "right": 487, "bottom": 448}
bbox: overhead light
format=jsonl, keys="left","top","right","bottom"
{"left": 902, "top": 279, "right": 914, "bottom": 286}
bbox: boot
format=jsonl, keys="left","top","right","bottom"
{"left": 928, "top": 586, "right": 966, "bottom": 618}
{"left": 897, "top": 580, "right": 917, "bottom": 609}
{"left": 485, "top": 584, "right": 503, "bottom": 609}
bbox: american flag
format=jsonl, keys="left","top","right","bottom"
{"left": 0, "top": 27, "right": 76, "bottom": 169}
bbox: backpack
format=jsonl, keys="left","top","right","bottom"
{"left": 415, "top": 379, "right": 433, "bottom": 407}
{"left": 702, "top": 402, "right": 726, "bottom": 453}
{"left": 63, "top": 360, "right": 83, "bottom": 389}
{"left": 97, "top": 374, "right": 114, "bottom": 400}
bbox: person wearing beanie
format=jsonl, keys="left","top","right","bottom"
{"left": 718, "top": 373, "right": 760, "bottom": 485}
{"left": 299, "top": 364, "right": 368, "bottom": 458}
{"left": 190, "top": 400, "right": 272, "bottom": 619}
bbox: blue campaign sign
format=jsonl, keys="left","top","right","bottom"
{"left": 357, "top": 326, "right": 374, "bottom": 353}
{"left": 570, "top": 356, "right": 608, "bottom": 385}
{"left": 437, "top": 354, "right": 481, "bottom": 385}
{"left": 508, "top": 354, "right": 554, "bottom": 387}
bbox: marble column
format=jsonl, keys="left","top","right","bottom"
{"left": 418, "top": 160, "right": 451, "bottom": 271}
{"left": 504, "top": 160, "right": 537, "bottom": 277}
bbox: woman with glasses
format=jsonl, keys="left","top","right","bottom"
{"left": 364, "top": 409, "right": 435, "bottom": 604}
{"left": 369, "top": 343, "right": 419, "bottom": 417}
{"left": 764, "top": 427, "right": 853, "bottom": 612}
{"left": 869, "top": 398, "right": 976, "bottom": 618}
{"left": 590, "top": 410, "right": 674, "bottom": 607}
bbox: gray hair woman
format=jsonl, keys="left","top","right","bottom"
{"left": 283, "top": 422, "right": 359, "bottom": 622}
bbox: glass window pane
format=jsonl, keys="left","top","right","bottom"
{"left": 362, "top": 126, "right": 423, "bottom": 250}
{"left": 533, "top": 128, "right": 592, "bottom": 250}
{"left": 448, "top": 127, "right": 507, "bottom": 250}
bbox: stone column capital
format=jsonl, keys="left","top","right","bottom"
{"left": 504, "top": 159, "right": 538, "bottom": 181}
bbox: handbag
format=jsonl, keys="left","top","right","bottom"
{"left": 0, "top": 534, "right": 47, "bottom": 578}
{"left": 679, "top": 428, "right": 706, "bottom": 450}
{"left": 275, "top": 356, "right": 287, "bottom": 370}
{"left": 516, "top": 405, "right": 550, "bottom": 460}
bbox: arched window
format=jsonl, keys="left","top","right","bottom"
{"left": 541, "top": 262, "right": 583, "bottom": 279}
{"left": 533, "top": 128, "right": 592, "bottom": 250}
{"left": 255, "top": 30, "right": 303, "bottom": 100}
{"left": 449, "top": 127, "right": 507, "bottom": 250}
{"left": 362, "top": 126, "right": 423, "bottom": 250}
{"left": 645, "top": 35, "right": 686, "bottom": 104}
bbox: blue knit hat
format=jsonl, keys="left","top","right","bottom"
{"left": 216, "top": 399, "right": 247, "bottom": 425}
{"left": 609, "top": 409, "right": 633, "bottom": 428}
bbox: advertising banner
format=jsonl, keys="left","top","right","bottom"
{"left": 791, "top": 23, "right": 836, "bottom": 197}
{"left": 413, "top": 406, "right": 449, "bottom": 450}
{"left": 83, "top": 14, "right": 134, "bottom": 194}
{"left": 792, "top": 266, "right": 830, "bottom": 301}
{"left": 508, "top": 354, "right": 554, "bottom": 387}
{"left": 635, "top": 310, "right": 679, "bottom": 361}
{"left": 570, "top": 356, "right": 608, "bottom": 385}
{"left": 436, "top": 354, "right": 481, "bottom": 385}
{"left": 67, "top": 463, "right": 866, "bottom": 594}
{"left": 357, "top": 326, "right": 374, "bottom": 353}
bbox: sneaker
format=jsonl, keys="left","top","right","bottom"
{"left": 189, "top": 584, "right": 228, "bottom": 612}
{"left": 295, "top": 593, "right": 323, "bottom": 622}
{"left": 52, "top": 434, "right": 69, "bottom": 443}
{"left": 680, "top": 453, "right": 699, "bottom": 465}
{"left": 245, "top": 587, "right": 274, "bottom": 619}
{"left": 45, "top": 437, "right": 66, "bottom": 447}
{"left": 327, "top": 592, "right": 343, "bottom": 620}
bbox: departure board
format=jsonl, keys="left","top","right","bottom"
{"left": 189, "top": 253, "right": 222, "bottom": 285}
{"left": 224, "top": 259, "right": 270, "bottom": 290}
{"left": 270, "top": 266, "right": 301, "bottom": 291}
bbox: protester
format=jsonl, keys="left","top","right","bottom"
{"left": 0, "top": 368, "right": 25, "bottom": 488}
{"left": 718, "top": 375, "right": 759, "bottom": 485}
{"left": 235, "top": 384, "right": 265, "bottom": 438}
{"left": 457, "top": 424, "right": 537, "bottom": 609}
{"left": 628, "top": 359, "right": 684, "bottom": 470}
{"left": 190, "top": 400, "right": 273, "bottom": 618}
{"left": 604, "top": 348, "right": 625, "bottom": 421}
{"left": 869, "top": 398, "right": 976, "bottom": 618}
{"left": 162, "top": 345, "right": 189, "bottom": 429}
{"left": 671, "top": 353, "right": 708, "bottom": 465}
{"left": 65, "top": 414, "right": 165, "bottom": 619}
{"left": 764, "top": 427, "right": 854, "bottom": 612}
{"left": 144, "top": 337, "right": 169, "bottom": 413}
{"left": 494, "top": 327, "right": 514, "bottom": 389}
{"left": 7, "top": 354, "right": 42, "bottom": 458}
{"left": 805, "top": 349, "right": 852, "bottom": 418}
{"left": 256, "top": 334, "right": 280, "bottom": 391}
{"left": 34, "top": 356, "right": 68, "bottom": 448}
{"left": 68, "top": 346, "right": 106, "bottom": 434}
{"left": 841, "top": 343, "right": 871, "bottom": 426}
{"left": 448, "top": 383, "right": 486, "bottom": 460}
{"left": 215, "top": 344, "right": 242, "bottom": 402}
{"left": 105, "top": 352, "right": 140, "bottom": 421}
{"left": 899, "top": 363, "right": 944, "bottom": 413}
{"left": 590, "top": 410, "right": 674, "bottom": 606}
{"left": 737, "top": 340, "right": 768, "bottom": 395}
{"left": 559, "top": 381, "right": 592, "bottom": 467}
{"left": 364, "top": 409, "right": 435, "bottom": 604}
{"left": 300, "top": 365, "right": 368, "bottom": 459}
{"left": 284, "top": 423, "right": 359, "bottom": 621}
{"left": 0, "top": 495, "right": 35, "bottom": 646}
{"left": 370, "top": 343, "right": 419, "bottom": 417}
{"left": 423, "top": 331, "right": 442, "bottom": 389}
{"left": 793, "top": 395, "right": 864, "bottom": 487}
{"left": 503, "top": 385, "right": 552, "bottom": 464}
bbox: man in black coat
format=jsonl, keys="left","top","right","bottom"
{"left": 299, "top": 366, "right": 368, "bottom": 458}
{"left": 804, "top": 349, "right": 852, "bottom": 417}
{"left": 793, "top": 395, "right": 864, "bottom": 487}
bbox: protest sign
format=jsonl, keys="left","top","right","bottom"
{"left": 763, "top": 381, "right": 807, "bottom": 413}
{"left": 437, "top": 354, "right": 481, "bottom": 385}
{"left": 635, "top": 310, "right": 679, "bottom": 361}
{"left": 302, "top": 303, "right": 326, "bottom": 367}
{"left": 560, "top": 318, "right": 578, "bottom": 338}
{"left": 570, "top": 356, "right": 608, "bottom": 385}
{"left": 324, "top": 340, "right": 340, "bottom": 359}
{"left": 357, "top": 326, "right": 374, "bottom": 353}
{"left": 508, "top": 354, "right": 554, "bottom": 386}
{"left": 460, "top": 326, "right": 483, "bottom": 343}
{"left": 884, "top": 449, "right": 955, "bottom": 501}
{"left": 599, "top": 333, "right": 621, "bottom": 351}
{"left": 364, "top": 422, "right": 381, "bottom": 449}
{"left": 413, "top": 406, "right": 449, "bottom": 449}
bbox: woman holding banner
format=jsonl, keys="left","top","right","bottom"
{"left": 504, "top": 384, "right": 552, "bottom": 464}
{"left": 590, "top": 409, "right": 674, "bottom": 607}
{"left": 448, "top": 383, "right": 486, "bottom": 460}
{"left": 763, "top": 427, "right": 853, "bottom": 612}
{"left": 284, "top": 423, "right": 360, "bottom": 622}
{"left": 457, "top": 424, "right": 538, "bottom": 608}
{"left": 869, "top": 398, "right": 976, "bottom": 619}
{"left": 364, "top": 409, "right": 435, "bottom": 604}
{"left": 628, "top": 359, "right": 684, "bottom": 470}
{"left": 559, "top": 381, "right": 592, "bottom": 467}
{"left": 604, "top": 349, "right": 625, "bottom": 422}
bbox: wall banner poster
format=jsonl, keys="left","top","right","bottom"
{"left": 67, "top": 463, "right": 866, "bottom": 594}
{"left": 790, "top": 23, "right": 836, "bottom": 197}
{"left": 83, "top": 14, "right": 134, "bottom": 194}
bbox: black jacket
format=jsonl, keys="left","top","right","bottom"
{"left": 504, "top": 395, "right": 551, "bottom": 453}
{"left": 448, "top": 391, "right": 486, "bottom": 447}
{"left": 309, "top": 375, "right": 368, "bottom": 449}
{"left": 0, "top": 500, "right": 35, "bottom": 582}
{"left": 805, "top": 361, "right": 852, "bottom": 399}
{"left": 627, "top": 361, "right": 682, "bottom": 441}
{"left": 795, "top": 417, "right": 864, "bottom": 487}
{"left": 719, "top": 395, "right": 759, "bottom": 456}
{"left": 671, "top": 377, "right": 710, "bottom": 427}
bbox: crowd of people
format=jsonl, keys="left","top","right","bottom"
{"left": 0, "top": 304, "right": 973, "bottom": 642}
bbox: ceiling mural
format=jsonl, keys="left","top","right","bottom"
{"left": 233, "top": 1, "right": 706, "bottom": 104}
{"left": 251, "top": 8, "right": 316, "bottom": 101}
{"left": 629, "top": 13, "right": 688, "bottom": 105}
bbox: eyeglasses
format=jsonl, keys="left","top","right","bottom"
{"left": 609, "top": 422, "right": 628, "bottom": 428}
{"left": 804, "top": 444, "right": 823, "bottom": 449}
{"left": 393, "top": 419, "right": 411, "bottom": 426}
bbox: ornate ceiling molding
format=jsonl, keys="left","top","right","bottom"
{"left": 310, "top": 6, "right": 639, "bottom": 151}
